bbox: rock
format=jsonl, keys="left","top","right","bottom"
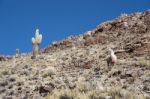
{"left": 109, "top": 69, "right": 121, "bottom": 77}
{"left": 16, "top": 81, "right": 24, "bottom": 86}
{"left": 94, "top": 66, "right": 100, "bottom": 72}
{"left": 142, "top": 76, "right": 150, "bottom": 83}
{"left": 0, "top": 88, "right": 6, "bottom": 94}
{"left": 120, "top": 72, "right": 132, "bottom": 79}
{"left": 6, "top": 90, "right": 14, "bottom": 96}
{"left": 7, "top": 84, "right": 13, "bottom": 89}
{"left": 68, "top": 82, "right": 76, "bottom": 89}
{"left": 0, "top": 81, "right": 8, "bottom": 87}
{"left": 143, "top": 84, "right": 150, "bottom": 91}
{"left": 23, "top": 65, "right": 29, "bottom": 69}
{"left": 39, "top": 83, "right": 55, "bottom": 95}
{"left": 8, "top": 77, "right": 16, "bottom": 82}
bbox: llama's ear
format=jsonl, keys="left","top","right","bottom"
{"left": 108, "top": 48, "right": 111, "bottom": 51}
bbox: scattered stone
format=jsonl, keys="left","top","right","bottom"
{"left": 39, "top": 83, "right": 55, "bottom": 95}
{"left": 0, "top": 88, "right": 6, "bottom": 94}
{"left": 0, "top": 81, "right": 8, "bottom": 87}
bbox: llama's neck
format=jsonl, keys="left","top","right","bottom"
{"left": 111, "top": 51, "right": 114, "bottom": 55}
{"left": 109, "top": 49, "right": 115, "bottom": 55}
{"left": 110, "top": 50, "right": 117, "bottom": 62}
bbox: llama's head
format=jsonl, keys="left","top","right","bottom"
{"left": 108, "top": 48, "right": 114, "bottom": 54}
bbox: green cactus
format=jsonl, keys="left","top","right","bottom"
{"left": 31, "top": 29, "right": 42, "bottom": 59}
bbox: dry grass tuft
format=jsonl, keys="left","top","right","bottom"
{"left": 137, "top": 60, "right": 150, "bottom": 67}
{"left": 46, "top": 86, "right": 146, "bottom": 99}
{"left": 42, "top": 67, "right": 56, "bottom": 78}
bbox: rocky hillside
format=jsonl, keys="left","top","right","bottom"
{"left": 0, "top": 10, "right": 150, "bottom": 99}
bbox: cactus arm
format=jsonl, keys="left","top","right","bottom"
{"left": 32, "top": 37, "right": 36, "bottom": 44}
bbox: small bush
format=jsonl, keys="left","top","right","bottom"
{"left": 46, "top": 86, "right": 145, "bottom": 99}
{"left": 76, "top": 76, "right": 90, "bottom": 92}
{"left": 138, "top": 60, "right": 150, "bottom": 67}
{"left": 0, "top": 69, "right": 9, "bottom": 77}
{"left": 42, "top": 67, "right": 56, "bottom": 78}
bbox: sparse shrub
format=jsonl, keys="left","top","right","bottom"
{"left": 0, "top": 80, "right": 8, "bottom": 87}
{"left": 46, "top": 87, "right": 146, "bottom": 99}
{"left": 31, "top": 29, "right": 42, "bottom": 59}
{"left": 1, "top": 69, "right": 9, "bottom": 76}
{"left": 42, "top": 67, "right": 56, "bottom": 78}
{"left": 76, "top": 76, "right": 89, "bottom": 92}
{"left": 107, "top": 87, "right": 145, "bottom": 99}
{"left": 59, "top": 93, "right": 74, "bottom": 99}
{"left": 138, "top": 60, "right": 150, "bottom": 67}
{"left": 108, "top": 87, "right": 122, "bottom": 98}
{"left": 88, "top": 90, "right": 107, "bottom": 99}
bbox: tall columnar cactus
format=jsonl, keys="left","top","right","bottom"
{"left": 15, "top": 48, "right": 20, "bottom": 58}
{"left": 31, "top": 29, "right": 42, "bottom": 58}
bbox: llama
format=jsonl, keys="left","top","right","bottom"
{"left": 107, "top": 48, "right": 117, "bottom": 69}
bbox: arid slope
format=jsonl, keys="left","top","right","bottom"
{"left": 0, "top": 10, "right": 150, "bottom": 99}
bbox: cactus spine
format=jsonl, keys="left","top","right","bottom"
{"left": 31, "top": 29, "right": 42, "bottom": 59}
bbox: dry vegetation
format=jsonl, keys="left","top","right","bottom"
{"left": 46, "top": 87, "right": 146, "bottom": 99}
{"left": 0, "top": 10, "right": 150, "bottom": 99}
